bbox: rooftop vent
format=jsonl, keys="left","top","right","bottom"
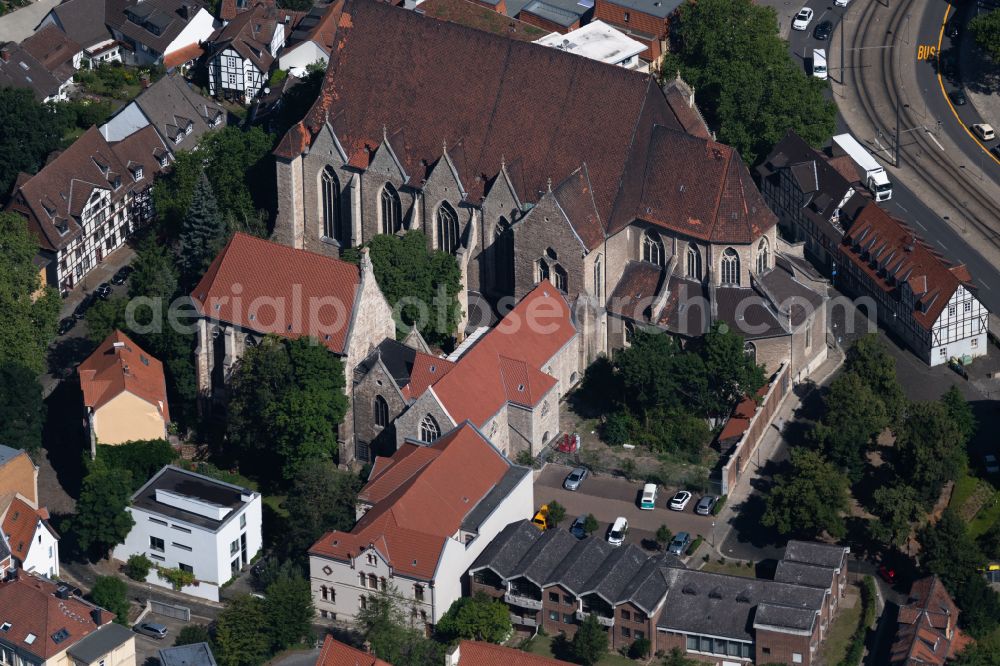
{"left": 51, "top": 628, "right": 70, "bottom": 645}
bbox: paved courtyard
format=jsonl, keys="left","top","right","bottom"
{"left": 0, "top": 0, "right": 60, "bottom": 43}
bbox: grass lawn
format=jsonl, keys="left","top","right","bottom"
{"left": 699, "top": 560, "right": 757, "bottom": 578}
{"left": 970, "top": 492, "right": 1000, "bottom": 538}
{"left": 950, "top": 473, "right": 980, "bottom": 512}
{"left": 263, "top": 495, "right": 288, "bottom": 518}
{"left": 523, "top": 633, "right": 636, "bottom": 666}
{"left": 818, "top": 595, "right": 862, "bottom": 665}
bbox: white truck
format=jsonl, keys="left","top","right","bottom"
{"left": 812, "top": 48, "right": 828, "bottom": 80}
{"left": 832, "top": 133, "right": 893, "bottom": 201}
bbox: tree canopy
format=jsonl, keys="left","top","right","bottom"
{"left": 868, "top": 484, "right": 922, "bottom": 551}
{"left": 436, "top": 592, "right": 512, "bottom": 644}
{"left": 570, "top": 614, "right": 609, "bottom": 666}
{"left": 970, "top": 9, "right": 1000, "bottom": 61}
{"left": 95, "top": 439, "right": 177, "bottom": 491}
{"left": 282, "top": 460, "right": 361, "bottom": 559}
{"left": 0, "top": 363, "right": 46, "bottom": 454}
{"left": 0, "top": 89, "right": 65, "bottom": 198}
{"left": 809, "top": 371, "right": 888, "bottom": 482}
{"left": 661, "top": 0, "right": 836, "bottom": 164}
{"left": 895, "top": 401, "right": 967, "bottom": 508}
{"left": 213, "top": 595, "right": 271, "bottom": 666}
{"left": 72, "top": 462, "right": 136, "bottom": 559}
{"left": 844, "top": 334, "right": 906, "bottom": 424}
{"left": 179, "top": 172, "right": 227, "bottom": 285}
{"left": 263, "top": 570, "right": 314, "bottom": 651}
{"left": 355, "top": 588, "right": 443, "bottom": 666}
{"left": 88, "top": 576, "right": 130, "bottom": 625}
{"left": 762, "top": 448, "right": 849, "bottom": 538}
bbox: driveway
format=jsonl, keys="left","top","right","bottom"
{"left": 0, "top": 0, "right": 61, "bottom": 43}
{"left": 133, "top": 612, "right": 202, "bottom": 666}
{"left": 534, "top": 464, "right": 719, "bottom": 552}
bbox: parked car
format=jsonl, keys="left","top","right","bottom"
{"left": 834, "top": 0, "right": 850, "bottom": 6}
{"left": 792, "top": 7, "right": 814, "bottom": 31}
{"left": 111, "top": 265, "right": 134, "bottom": 285}
{"left": 993, "top": 145, "right": 1000, "bottom": 160}
{"left": 878, "top": 564, "right": 897, "bottom": 584}
{"left": 570, "top": 515, "right": 588, "bottom": 539}
{"left": 950, "top": 90, "right": 967, "bottom": 106}
{"left": 640, "top": 483, "right": 658, "bottom": 510}
{"left": 531, "top": 505, "right": 549, "bottom": 531}
{"left": 57, "top": 317, "right": 76, "bottom": 336}
{"left": 985, "top": 454, "right": 999, "bottom": 474}
{"left": 607, "top": 517, "right": 628, "bottom": 546}
{"left": 95, "top": 282, "right": 113, "bottom": 299}
{"left": 668, "top": 532, "right": 692, "bottom": 556}
{"left": 669, "top": 490, "right": 692, "bottom": 511}
{"left": 73, "top": 294, "right": 94, "bottom": 320}
{"left": 972, "top": 123, "right": 996, "bottom": 141}
{"left": 813, "top": 20, "right": 832, "bottom": 40}
{"left": 695, "top": 495, "right": 717, "bottom": 516}
{"left": 134, "top": 622, "right": 168, "bottom": 639}
{"left": 563, "top": 466, "right": 588, "bottom": 491}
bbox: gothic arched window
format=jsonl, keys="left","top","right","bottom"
{"left": 642, "top": 229, "right": 664, "bottom": 266}
{"left": 686, "top": 244, "right": 702, "bottom": 280}
{"left": 373, "top": 395, "right": 388, "bottom": 428}
{"left": 554, "top": 264, "right": 568, "bottom": 292}
{"left": 436, "top": 202, "right": 459, "bottom": 253}
{"left": 321, "top": 166, "right": 344, "bottom": 243}
{"left": 419, "top": 414, "right": 441, "bottom": 443}
{"left": 593, "top": 257, "right": 602, "bottom": 298}
{"left": 380, "top": 183, "right": 402, "bottom": 235}
{"left": 721, "top": 247, "right": 741, "bottom": 285}
{"left": 756, "top": 237, "right": 770, "bottom": 274}
{"left": 537, "top": 258, "right": 550, "bottom": 283}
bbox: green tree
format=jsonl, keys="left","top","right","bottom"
{"left": 583, "top": 514, "right": 599, "bottom": 536}
{"left": 844, "top": 334, "right": 906, "bottom": 424}
{"left": 179, "top": 172, "right": 227, "bottom": 284}
{"left": 661, "top": 648, "right": 699, "bottom": 666}
{"left": 174, "top": 624, "right": 212, "bottom": 647}
{"left": 152, "top": 150, "right": 204, "bottom": 236}
{"left": 941, "top": 385, "right": 976, "bottom": 444}
{"left": 655, "top": 525, "right": 673, "bottom": 550}
{"left": 124, "top": 554, "right": 152, "bottom": 581}
{"left": 700, "top": 322, "right": 767, "bottom": 416}
{"left": 628, "top": 637, "right": 651, "bottom": 660}
{"left": 0, "top": 89, "right": 65, "bottom": 196}
{"left": 73, "top": 464, "right": 136, "bottom": 559}
{"left": 953, "top": 631, "right": 1000, "bottom": 665}
{"left": 0, "top": 213, "right": 60, "bottom": 374}
{"left": 979, "top": 522, "right": 1000, "bottom": 560}
{"left": 762, "top": 448, "right": 849, "bottom": 538}
{"left": 346, "top": 231, "right": 462, "bottom": 347}
{"left": 86, "top": 296, "right": 129, "bottom": 343}
{"left": 96, "top": 439, "right": 177, "bottom": 491}
{"left": 227, "top": 337, "right": 349, "bottom": 486}
{"left": 264, "top": 571, "right": 314, "bottom": 650}
{"left": 895, "top": 402, "right": 968, "bottom": 507}
{"left": 570, "top": 614, "right": 608, "bottom": 666}
{"left": 436, "top": 592, "right": 512, "bottom": 643}
{"left": 214, "top": 595, "right": 270, "bottom": 666}
{"left": 970, "top": 8, "right": 1000, "bottom": 61}
{"left": 868, "top": 484, "right": 922, "bottom": 551}
{"left": 89, "top": 576, "right": 130, "bottom": 625}
{"left": 661, "top": 0, "right": 836, "bottom": 164}
{"left": 128, "top": 236, "right": 180, "bottom": 301}
{"left": 282, "top": 460, "right": 360, "bottom": 558}
{"left": 810, "top": 371, "right": 888, "bottom": 482}
{"left": 0, "top": 363, "right": 46, "bottom": 454}
{"left": 546, "top": 501, "right": 567, "bottom": 528}
{"left": 356, "top": 588, "right": 443, "bottom": 666}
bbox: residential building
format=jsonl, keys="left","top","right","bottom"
{"left": 315, "top": 636, "right": 575, "bottom": 666}
{"left": 7, "top": 125, "right": 170, "bottom": 294}
{"left": 0, "top": 27, "right": 82, "bottom": 102}
{"left": 0, "top": 496, "right": 60, "bottom": 579}
{"left": 78, "top": 330, "right": 170, "bottom": 449}
{"left": 36, "top": 0, "right": 124, "bottom": 66}
{"left": 386, "top": 283, "right": 579, "bottom": 459}
{"left": 890, "top": 576, "right": 970, "bottom": 665}
{"left": 838, "top": 204, "right": 987, "bottom": 366}
{"left": 472, "top": 522, "right": 847, "bottom": 665}
{"left": 535, "top": 20, "right": 645, "bottom": 69}
{"left": 0, "top": 572, "right": 136, "bottom": 666}
{"left": 515, "top": 0, "right": 589, "bottom": 34}
{"left": 205, "top": 2, "right": 292, "bottom": 103}
{"left": 158, "top": 643, "right": 217, "bottom": 666}
{"left": 0, "top": 446, "right": 39, "bottom": 509}
{"left": 112, "top": 465, "right": 262, "bottom": 602}
{"left": 315, "top": 637, "right": 391, "bottom": 666}
{"left": 106, "top": 0, "right": 217, "bottom": 66}
{"left": 592, "top": 0, "right": 681, "bottom": 61}
{"left": 415, "top": 0, "right": 548, "bottom": 42}
{"left": 100, "top": 72, "right": 226, "bottom": 144}
{"left": 277, "top": 4, "right": 337, "bottom": 77}
{"left": 308, "top": 422, "right": 533, "bottom": 630}
{"left": 271, "top": 0, "right": 828, "bottom": 390}
{"left": 190, "top": 232, "right": 394, "bottom": 457}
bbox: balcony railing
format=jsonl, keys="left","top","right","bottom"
{"left": 505, "top": 592, "right": 543, "bottom": 610}
{"left": 576, "top": 610, "right": 614, "bottom": 627}
{"left": 510, "top": 613, "right": 538, "bottom": 628}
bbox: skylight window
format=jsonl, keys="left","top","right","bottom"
{"left": 1, "top": 622, "right": 11, "bottom": 632}
{"left": 25, "top": 633, "right": 37, "bottom": 645}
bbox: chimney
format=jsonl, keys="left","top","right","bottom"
{"left": 0, "top": 47, "right": 9, "bottom": 62}
{"left": 445, "top": 644, "right": 461, "bottom": 666}
{"left": 90, "top": 609, "right": 105, "bottom": 626}
{"left": 178, "top": 3, "right": 190, "bottom": 19}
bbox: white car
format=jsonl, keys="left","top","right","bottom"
{"left": 669, "top": 490, "right": 692, "bottom": 511}
{"left": 607, "top": 517, "right": 628, "bottom": 546}
{"left": 834, "top": 0, "right": 850, "bottom": 6}
{"left": 792, "top": 7, "right": 814, "bottom": 31}
{"left": 972, "top": 123, "right": 996, "bottom": 142}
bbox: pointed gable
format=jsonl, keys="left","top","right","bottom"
{"left": 78, "top": 330, "right": 169, "bottom": 421}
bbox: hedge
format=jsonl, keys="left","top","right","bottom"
{"left": 839, "top": 576, "right": 877, "bottom": 666}
{"left": 713, "top": 495, "right": 728, "bottom": 516}
{"left": 687, "top": 537, "right": 704, "bottom": 556}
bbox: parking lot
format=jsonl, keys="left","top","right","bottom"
{"left": 533, "top": 463, "right": 719, "bottom": 554}
{"left": 132, "top": 607, "right": 210, "bottom": 666}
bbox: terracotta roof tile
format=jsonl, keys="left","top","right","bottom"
{"left": 417, "top": 0, "right": 548, "bottom": 41}
{"left": 163, "top": 42, "right": 204, "bottom": 69}
{"left": 190, "top": 233, "right": 360, "bottom": 354}
{"left": 1, "top": 497, "right": 43, "bottom": 562}
{"left": 456, "top": 641, "right": 575, "bottom": 666}
{"left": 19, "top": 26, "right": 81, "bottom": 83}
{"left": 890, "top": 576, "right": 962, "bottom": 666}
{"left": 316, "top": 637, "right": 391, "bottom": 666}
{"left": 78, "top": 330, "right": 169, "bottom": 421}
{"left": 607, "top": 260, "right": 663, "bottom": 322}
{"left": 402, "top": 353, "right": 455, "bottom": 401}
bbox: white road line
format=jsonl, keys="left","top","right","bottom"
{"left": 981, "top": 279, "right": 992, "bottom": 291}
{"left": 896, "top": 203, "right": 909, "bottom": 213}
{"left": 913, "top": 219, "right": 927, "bottom": 230}
{"left": 937, "top": 239, "right": 948, "bottom": 250}
{"left": 925, "top": 130, "right": 946, "bottom": 151}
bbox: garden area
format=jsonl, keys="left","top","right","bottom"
{"left": 74, "top": 62, "right": 163, "bottom": 100}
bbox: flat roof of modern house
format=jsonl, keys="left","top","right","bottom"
{"left": 158, "top": 642, "right": 218, "bottom": 666}
{"left": 600, "top": 0, "right": 681, "bottom": 19}
{"left": 130, "top": 465, "right": 256, "bottom": 531}
{"left": 535, "top": 21, "right": 645, "bottom": 65}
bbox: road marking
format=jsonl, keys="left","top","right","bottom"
{"left": 981, "top": 279, "right": 992, "bottom": 291}
{"left": 913, "top": 219, "right": 927, "bottom": 230}
{"left": 925, "top": 130, "right": 945, "bottom": 151}
{"left": 917, "top": 44, "right": 937, "bottom": 60}
{"left": 937, "top": 240, "right": 948, "bottom": 250}
{"left": 936, "top": 6, "right": 1000, "bottom": 167}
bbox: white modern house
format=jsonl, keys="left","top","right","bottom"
{"left": 276, "top": 4, "right": 336, "bottom": 77}
{"left": 534, "top": 20, "right": 646, "bottom": 70}
{"left": 308, "top": 422, "right": 533, "bottom": 631}
{"left": 113, "top": 466, "right": 262, "bottom": 602}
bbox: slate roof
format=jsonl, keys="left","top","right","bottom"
{"left": 416, "top": 0, "right": 547, "bottom": 42}
{"left": 40, "top": 0, "right": 111, "bottom": 49}
{"left": 461, "top": 465, "right": 530, "bottom": 533}
{"left": 782, "top": 541, "right": 848, "bottom": 569}
{"left": 773, "top": 560, "right": 836, "bottom": 589}
{"left": 107, "top": 0, "right": 208, "bottom": 56}
{"left": 756, "top": 260, "right": 825, "bottom": 328}
{"left": 0, "top": 41, "right": 65, "bottom": 101}
{"left": 67, "top": 623, "right": 135, "bottom": 664}
{"left": 715, "top": 287, "right": 787, "bottom": 340}
{"left": 120, "top": 74, "right": 224, "bottom": 146}
{"left": 78, "top": 329, "right": 169, "bottom": 421}
{"left": 607, "top": 260, "right": 663, "bottom": 322}
{"left": 552, "top": 165, "right": 605, "bottom": 251}
{"left": 284, "top": 3, "right": 339, "bottom": 53}
{"left": 19, "top": 26, "right": 81, "bottom": 83}
{"left": 190, "top": 233, "right": 361, "bottom": 354}
{"left": 206, "top": 3, "right": 293, "bottom": 73}
{"left": 309, "top": 423, "right": 521, "bottom": 580}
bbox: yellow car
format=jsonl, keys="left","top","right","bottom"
{"left": 531, "top": 505, "right": 549, "bottom": 531}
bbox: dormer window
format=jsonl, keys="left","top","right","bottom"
{"left": 210, "top": 113, "right": 222, "bottom": 127}
{"left": 185, "top": 122, "right": 193, "bottom": 135}
{"left": 133, "top": 166, "right": 143, "bottom": 180}
{"left": 112, "top": 177, "right": 121, "bottom": 190}
{"left": 174, "top": 132, "right": 184, "bottom": 144}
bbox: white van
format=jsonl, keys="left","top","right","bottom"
{"left": 607, "top": 517, "right": 628, "bottom": 546}
{"left": 640, "top": 483, "right": 658, "bottom": 510}
{"left": 812, "top": 48, "right": 828, "bottom": 80}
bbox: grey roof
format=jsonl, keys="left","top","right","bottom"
{"left": 0, "top": 42, "right": 63, "bottom": 101}
{"left": 620, "top": 555, "right": 675, "bottom": 612}
{"left": 715, "top": 286, "right": 788, "bottom": 340}
{"left": 583, "top": 543, "right": 648, "bottom": 603}
{"left": 600, "top": 0, "right": 681, "bottom": 19}
{"left": 0, "top": 445, "right": 25, "bottom": 466}
{"left": 461, "top": 465, "right": 531, "bottom": 532}
{"left": 67, "top": 623, "right": 134, "bottom": 663}
{"left": 753, "top": 602, "right": 818, "bottom": 633}
{"left": 783, "top": 541, "right": 848, "bottom": 569}
{"left": 774, "top": 560, "right": 836, "bottom": 589}
{"left": 519, "top": 0, "right": 581, "bottom": 27}
{"left": 547, "top": 537, "right": 613, "bottom": 590}
{"left": 108, "top": 0, "right": 207, "bottom": 55}
{"left": 356, "top": 339, "right": 418, "bottom": 390}
{"left": 470, "top": 520, "right": 542, "bottom": 578}
{"left": 0, "top": 531, "right": 11, "bottom": 563}
{"left": 158, "top": 642, "right": 217, "bottom": 666}
{"left": 756, "top": 260, "right": 825, "bottom": 328}
{"left": 130, "top": 465, "right": 255, "bottom": 531}
{"left": 41, "top": 0, "right": 111, "bottom": 49}
{"left": 520, "top": 529, "right": 579, "bottom": 586}
{"left": 130, "top": 73, "right": 225, "bottom": 147}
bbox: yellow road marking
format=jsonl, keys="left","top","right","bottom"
{"left": 937, "top": 3, "right": 1000, "bottom": 166}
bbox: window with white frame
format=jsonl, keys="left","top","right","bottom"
{"left": 721, "top": 247, "right": 741, "bottom": 285}
{"left": 419, "top": 414, "right": 440, "bottom": 443}
{"left": 686, "top": 243, "right": 702, "bottom": 280}
{"left": 380, "top": 183, "right": 402, "bottom": 235}
{"left": 436, "top": 202, "right": 459, "bottom": 253}
{"left": 642, "top": 229, "right": 664, "bottom": 266}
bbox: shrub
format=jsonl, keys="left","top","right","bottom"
{"left": 713, "top": 494, "right": 727, "bottom": 515}
{"left": 687, "top": 537, "right": 704, "bottom": 556}
{"left": 839, "top": 576, "right": 877, "bottom": 666}
{"left": 602, "top": 410, "right": 634, "bottom": 446}
{"left": 628, "top": 637, "right": 651, "bottom": 659}
{"left": 124, "top": 554, "right": 152, "bottom": 581}
{"left": 157, "top": 566, "right": 197, "bottom": 591}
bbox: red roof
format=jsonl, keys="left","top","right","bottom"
{"left": 190, "top": 233, "right": 361, "bottom": 354}
{"left": 1, "top": 497, "right": 46, "bottom": 563}
{"left": 429, "top": 282, "right": 575, "bottom": 426}
{"left": 309, "top": 423, "right": 511, "bottom": 579}
{"left": 456, "top": 641, "right": 575, "bottom": 666}
{"left": 78, "top": 330, "right": 169, "bottom": 421}
{"left": 164, "top": 42, "right": 204, "bottom": 69}
{"left": 890, "top": 576, "right": 968, "bottom": 666}
{"left": 315, "top": 636, "right": 391, "bottom": 666}
{"left": 401, "top": 353, "right": 455, "bottom": 401}
{"left": 0, "top": 573, "right": 115, "bottom": 659}
{"left": 842, "top": 205, "right": 973, "bottom": 330}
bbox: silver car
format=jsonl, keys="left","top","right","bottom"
{"left": 563, "top": 467, "right": 588, "bottom": 491}
{"left": 695, "top": 496, "right": 717, "bottom": 516}
{"left": 134, "top": 622, "right": 168, "bottom": 639}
